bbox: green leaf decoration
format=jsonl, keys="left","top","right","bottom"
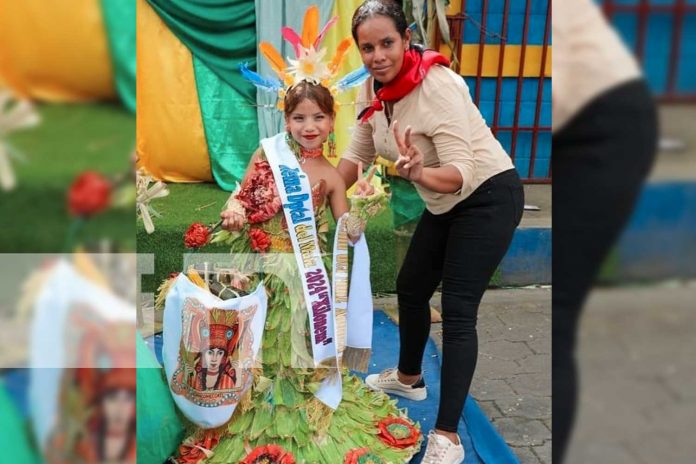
{"left": 280, "top": 378, "right": 299, "bottom": 407}
{"left": 272, "top": 378, "right": 285, "bottom": 407}
{"left": 274, "top": 407, "right": 297, "bottom": 438}
{"left": 248, "top": 405, "right": 273, "bottom": 440}
{"left": 227, "top": 410, "right": 254, "bottom": 434}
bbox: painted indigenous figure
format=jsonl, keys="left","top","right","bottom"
{"left": 171, "top": 303, "right": 257, "bottom": 408}
{"left": 182, "top": 311, "right": 240, "bottom": 392}
{"left": 46, "top": 316, "right": 137, "bottom": 464}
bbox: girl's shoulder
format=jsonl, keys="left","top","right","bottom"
{"left": 253, "top": 146, "right": 267, "bottom": 162}
{"left": 315, "top": 160, "right": 346, "bottom": 192}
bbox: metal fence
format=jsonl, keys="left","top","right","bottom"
{"left": 601, "top": 0, "right": 696, "bottom": 103}
{"left": 435, "top": 0, "right": 552, "bottom": 183}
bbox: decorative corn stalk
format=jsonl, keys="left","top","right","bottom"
{"left": 136, "top": 168, "right": 170, "bottom": 234}
{"left": 403, "top": 0, "right": 459, "bottom": 69}
{"left": 0, "top": 90, "right": 40, "bottom": 191}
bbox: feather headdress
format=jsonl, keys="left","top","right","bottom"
{"left": 240, "top": 5, "right": 369, "bottom": 108}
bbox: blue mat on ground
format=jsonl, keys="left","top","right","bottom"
{"left": 143, "top": 310, "right": 518, "bottom": 464}
{"left": 0, "top": 311, "right": 518, "bottom": 463}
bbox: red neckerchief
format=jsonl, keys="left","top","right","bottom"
{"left": 358, "top": 47, "right": 450, "bottom": 123}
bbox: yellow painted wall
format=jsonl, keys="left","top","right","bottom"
{"left": 441, "top": 44, "right": 551, "bottom": 77}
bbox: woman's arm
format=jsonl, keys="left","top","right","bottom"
{"left": 414, "top": 166, "right": 463, "bottom": 193}
{"left": 337, "top": 158, "right": 360, "bottom": 190}
{"left": 391, "top": 121, "right": 463, "bottom": 194}
{"left": 419, "top": 67, "right": 478, "bottom": 194}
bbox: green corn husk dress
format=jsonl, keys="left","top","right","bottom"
{"left": 165, "top": 156, "right": 421, "bottom": 464}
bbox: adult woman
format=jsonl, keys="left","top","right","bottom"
{"left": 338, "top": 1, "right": 524, "bottom": 462}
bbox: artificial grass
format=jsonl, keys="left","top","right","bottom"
{"left": 0, "top": 103, "right": 136, "bottom": 252}
{"left": 137, "top": 183, "right": 402, "bottom": 294}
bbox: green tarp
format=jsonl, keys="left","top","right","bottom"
{"left": 0, "top": 382, "right": 38, "bottom": 464}
{"left": 136, "top": 333, "right": 184, "bottom": 463}
{"left": 389, "top": 176, "right": 425, "bottom": 228}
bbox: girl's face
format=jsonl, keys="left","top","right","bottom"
{"left": 285, "top": 98, "right": 334, "bottom": 151}
{"left": 356, "top": 15, "right": 410, "bottom": 84}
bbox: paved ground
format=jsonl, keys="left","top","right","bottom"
{"left": 565, "top": 281, "right": 696, "bottom": 464}
{"left": 651, "top": 104, "right": 696, "bottom": 182}
{"left": 377, "top": 287, "right": 552, "bottom": 464}
{"left": 520, "top": 184, "right": 551, "bottom": 229}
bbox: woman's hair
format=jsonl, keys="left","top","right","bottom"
{"left": 351, "top": 0, "right": 408, "bottom": 43}
{"left": 284, "top": 81, "right": 335, "bottom": 117}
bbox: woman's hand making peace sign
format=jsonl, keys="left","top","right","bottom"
{"left": 392, "top": 120, "right": 424, "bottom": 182}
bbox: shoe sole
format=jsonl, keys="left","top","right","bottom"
{"left": 365, "top": 379, "right": 428, "bottom": 401}
{"left": 379, "top": 387, "right": 427, "bottom": 401}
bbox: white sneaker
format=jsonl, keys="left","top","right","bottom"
{"left": 421, "top": 430, "right": 465, "bottom": 464}
{"left": 365, "top": 368, "right": 427, "bottom": 401}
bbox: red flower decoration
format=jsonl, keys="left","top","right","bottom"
{"left": 377, "top": 417, "right": 420, "bottom": 449}
{"left": 248, "top": 227, "right": 271, "bottom": 253}
{"left": 175, "top": 430, "right": 220, "bottom": 463}
{"left": 67, "top": 171, "right": 112, "bottom": 217}
{"left": 236, "top": 161, "right": 282, "bottom": 224}
{"left": 184, "top": 222, "right": 211, "bottom": 249}
{"left": 240, "top": 444, "right": 295, "bottom": 464}
{"left": 344, "top": 448, "right": 385, "bottom": 464}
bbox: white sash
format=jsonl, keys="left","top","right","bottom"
{"left": 262, "top": 133, "right": 343, "bottom": 409}
{"left": 262, "top": 133, "right": 376, "bottom": 407}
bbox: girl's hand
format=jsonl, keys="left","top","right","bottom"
{"left": 220, "top": 209, "right": 245, "bottom": 232}
{"left": 392, "top": 120, "right": 424, "bottom": 182}
{"left": 354, "top": 161, "right": 377, "bottom": 197}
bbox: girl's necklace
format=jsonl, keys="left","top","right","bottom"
{"left": 286, "top": 133, "right": 324, "bottom": 164}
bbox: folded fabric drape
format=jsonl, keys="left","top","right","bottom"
{"left": 101, "top": 0, "right": 137, "bottom": 112}
{"left": 145, "top": 0, "right": 259, "bottom": 188}
{"left": 145, "top": 0, "right": 257, "bottom": 97}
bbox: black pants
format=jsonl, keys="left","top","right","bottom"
{"left": 553, "top": 79, "right": 657, "bottom": 462}
{"left": 396, "top": 168, "right": 524, "bottom": 432}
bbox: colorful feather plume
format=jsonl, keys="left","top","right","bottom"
{"left": 301, "top": 5, "right": 320, "bottom": 48}
{"left": 259, "top": 42, "right": 287, "bottom": 77}
{"left": 328, "top": 37, "right": 353, "bottom": 75}
{"left": 239, "top": 63, "right": 281, "bottom": 91}
{"left": 313, "top": 15, "right": 338, "bottom": 49}
{"left": 281, "top": 27, "right": 303, "bottom": 58}
{"left": 335, "top": 66, "right": 370, "bottom": 91}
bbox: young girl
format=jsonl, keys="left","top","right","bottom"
{"left": 165, "top": 82, "right": 421, "bottom": 463}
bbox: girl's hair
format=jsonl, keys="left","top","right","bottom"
{"left": 284, "top": 81, "right": 335, "bottom": 117}
{"left": 351, "top": 0, "right": 408, "bottom": 43}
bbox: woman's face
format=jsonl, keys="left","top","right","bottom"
{"left": 102, "top": 389, "right": 135, "bottom": 433}
{"left": 285, "top": 98, "right": 334, "bottom": 150}
{"left": 355, "top": 15, "right": 410, "bottom": 84}
{"left": 203, "top": 347, "right": 226, "bottom": 371}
